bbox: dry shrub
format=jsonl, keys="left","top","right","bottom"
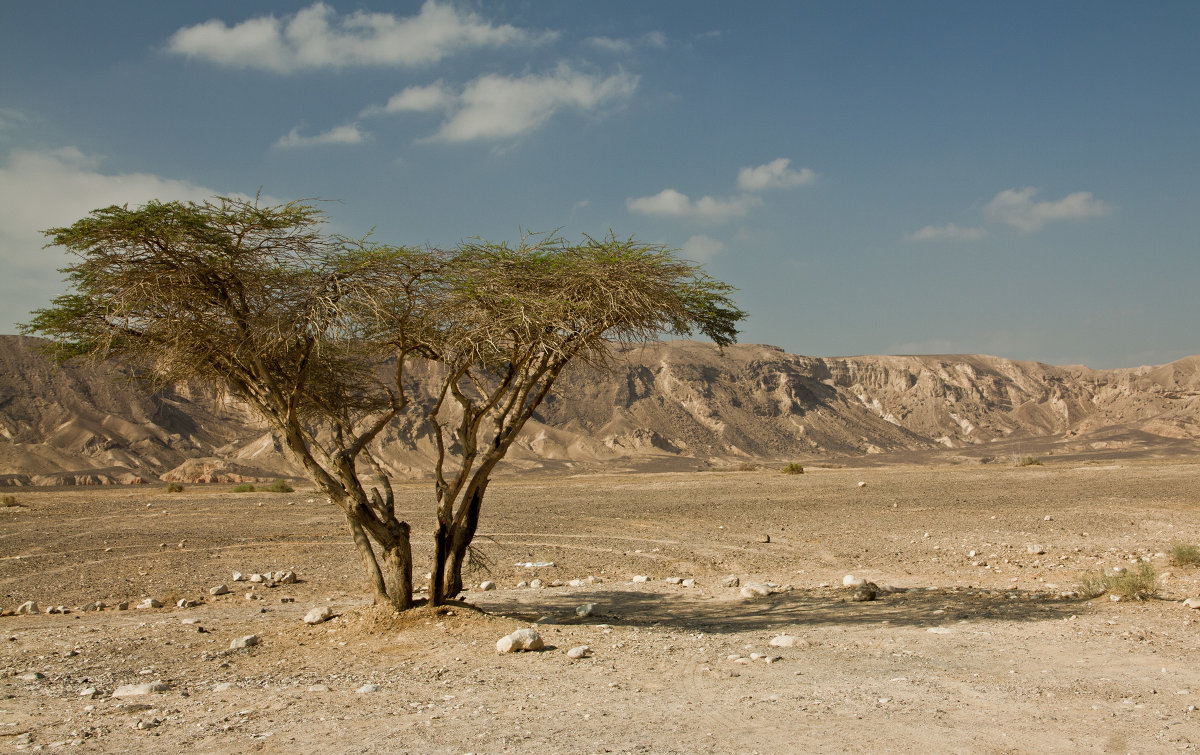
{"left": 1078, "top": 563, "right": 1158, "bottom": 601}
{"left": 781, "top": 462, "right": 805, "bottom": 475}
{"left": 165, "top": 482, "right": 184, "bottom": 493}
{"left": 1170, "top": 542, "right": 1200, "bottom": 566}
{"left": 233, "top": 483, "right": 256, "bottom": 493}
{"left": 266, "top": 479, "right": 294, "bottom": 493}
{"left": 1, "top": 494, "right": 18, "bottom": 507}
{"left": 1014, "top": 455, "right": 1043, "bottom": 467}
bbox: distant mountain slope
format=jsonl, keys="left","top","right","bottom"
{"left": 1, "top": 335, "right": 1197, "bottom": 484}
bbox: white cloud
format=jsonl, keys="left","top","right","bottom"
{"left": 167, "top": 1, "right": 554, "bottom": 73}
{"left": 626, "top": 188, "right": 760, "bottom": 224}
{"left": 585, "top": 31, "right": 667, "bottom": 53}
{"left": 376, "top": 83, "right": 455, "bottom": 114}
{"left": 736, "top": 158, "right": 816, "bottom": 192}
{"left": 274, "top": 123, "right": 367, "bottom": 149}
{"left": 681, "top": 234, "right": 725, "bottom": 261}
{"left": 0, "top": 148, "right": 231, "bottom": 331}
{"left": 426, "top": 65, "right": 638, "bottom": 142}
{"left": 904, "top": 223, "right": 987, "bottom": 242}
{"left": 984, "top": 187, "right": 1112, "bottom": 232}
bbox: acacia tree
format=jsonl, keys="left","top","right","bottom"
{"left": 24, "top": 197, "right": 435, "bottom": 610}
{"left": 419, "top": 233, "right": 745, "bottom": 603}
{"left": 26, "top": 197, "right": 746, "bottom": 609}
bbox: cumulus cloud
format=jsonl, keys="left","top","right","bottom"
{"left": 0, "top": 148, "right": 230, "bottom": 330}
{"left": 373, "top": 83, "right": 455, "bottom": 114}
{"left": 984, "top": 187, "right": 1111, "bottom": 232}
{"left": 166, "top": 1, "right": 554, "bottom": 73}
{"left": 419, "top": 65, "right": 638, "bottom": 142}
{"left": 274, "top": 123, "right": 367, "bottom": 149}
{"left": 626, "top": 189, "right": 760, "bottom": 224}
{"left": 681, "top": 234, "right": 725, "bottom": 261}
{"left": 904, "top": 223, "right": 987, "bottom": 242}
{"left": 736, "top": 158, "right": 816, "bottom": 192}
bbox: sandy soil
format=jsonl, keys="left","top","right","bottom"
{"left": 2, "top": 458, "right": 1200, "bottom": 753}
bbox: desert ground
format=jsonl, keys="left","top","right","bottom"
{"left": 3, "top": 458, "right": 1200, "bottom": 753}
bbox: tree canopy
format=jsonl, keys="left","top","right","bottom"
{"left": 26, "top": 196, "right": 746, "bottom": 609}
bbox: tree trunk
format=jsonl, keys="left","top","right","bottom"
{"left": 381, "top": 531, "right": 414, "bottom": 611}
{"left": 440, "top": 484, "right": 487, "bottom": 601}
{"left": 430, "top": 522, "right": 452, "bottom": 605}
{"left": 346, "top": 512, "right": 389, "bottom": 605}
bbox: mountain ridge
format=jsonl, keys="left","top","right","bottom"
{"left": 1, "top": 335, "right": 1197, "bottom": 484}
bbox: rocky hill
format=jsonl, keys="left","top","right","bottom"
{"left": 1, "top": 335, "right": 1197, "bottom": 484}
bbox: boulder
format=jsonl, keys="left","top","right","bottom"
{"left": 496, "top": 628, "right": 544, "bottom": 654}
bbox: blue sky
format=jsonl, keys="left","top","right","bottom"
{"left": 1, "top": 1, "right": 1197, "bottom": 368}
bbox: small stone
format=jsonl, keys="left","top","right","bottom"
{"left": 112, "top": 681, "right": 169, "bottom": 697}
{"left": 566, "top": 645, "right": 591, "bottom": 659}
{"left": 79, "top": 687, "right": 97, "bottom": 697}
{"left": 176, "top": 598, "right": 201, "bottom": 608}
{"left": 356, "top": 684, "right": 380, "bottom": 694}
{"left": 232, "top": 572, "right": 244, "bottom": 581}
{"left": 682, "top": 578, "right": 697, "bottom": 588}
{"left": 529, "top": 578, "right": 544, "bottom": 589}
{"left": 304, "top": 606, "right": 334, "bottom": 625}
{"left": 857, "top": 481, "right": 867, "bottom": 487}
{"left": 769, "top": 634, "right": 808, "bottom": 648}
{"left": 1026, "top": 544, "right": 1046, "bottom": 555}
{"left": 210, "top": 585, "right": 230, "bottom": 596}
{"left": 136, "top": 598, "right": 161, "bottom": 609}
{"left": 721, "top": 575, "right": 740, "bottom": 588}
{"left": 17, "top": 672, "right": 45, "bottom": 681}
{"left": 16, "top": 600, "right": 38, "bottom": 615}
{"left": 479, "top": 581, "right": 497, "bottom": 591}
{"left": 576, "top": 603, "right": 599, "bottom": 617}
{"left": 568, "top": 579, "right": 585, "bottom": 587}
{"left": 14, "top": 733, "right": 33, "bottom": 746}
{"left": 665, "top": 577, "right": 682, "bottom": 585}
{"left": 516, "top": 581, "right": 528, "bottom": 588}
{"left": 850, "top": 583, "right": 878, "bottom": 602}
{"left": 1044, "top": 515, "right": 1053, "bottom": 521}
{"left": 496, "top": 628, "right": 544, "bottom": 654}
{"left": 212, "top": 682, "right": 234, "bottom": 692}
{"left": 1110, "top": 594, "right": 1122, "bottom": 602}
{"left": 631, "top": 575, "right": 650, "bottom": 583}
{"left": 230, "top": 634, "right": 260, "bottom": 649}
{"left": 843, "top": 574, "right": 866, "bottom": 588}
{"left": 275, "top": 571, "right": 298, "bottom": 584}
{"left": 740, "top": 583, "right": 772, "bottom": 598}
{"left": 307, "top": 684, "right": 330, "bottom": 692}
{"left": 1182, "top": 597, "right": 1200, "bottom": 609}
{"left": 245, "top": 592, "right": 262, "bottom": 601}
{"left": 549, "top": 580, "right": 563, "bottom": 587}
{"left": 280, "top": 597, "right": 295, "bottom": 603}
{"left": 249, "top": 573, "right": 265, "bottom": 583}
{"left": 757, "top": 534, "right": 771, "bottom": 543}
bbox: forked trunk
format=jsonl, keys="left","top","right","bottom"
{"left": 437, "top": 484, "right": 487, "bottom": 602}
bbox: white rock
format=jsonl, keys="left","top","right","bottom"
{"left": 857, "top": 481, "right": 867, "bottom": 487}
{"left": 209, "top": 585, "right": 230, "bottom": 596}
{"left": 1182, "top": 597, "right": 1200, "bottom": 609}
{"left": 479, "top": 581, "right": 497, "bottom": 591}
{"left": 307, "top": 684, "right": 330, "bottom": 692}
{"left": 16, "top": 600, "right": 38, "bottom": 615}
{"left": 721, "top": 575, "right": 740, "bottom": 588}
{"left": 631, "top": 575, "right": 650, "bottom": 583}
{"left": 576, "top": 603, "right": 599, "bottom": 617}
{"left": 17, "top": 672, "right": 45, "bottom": 681}
{"left": 568, "top": 579, "right": 585, "bottom": 587}
{"left": 212, "top": 682, "right": 234, "bottom": 692}
{"left": 843, "top": 574, "right": 866, "bottom": 588}
{"left": 79, "top": 687, "right": 97, "bottom": 697}
{"left": 665, "top": 577, "right": 682, "bottom": 585}
{"left": 566, "top": 645, "right": 591, "bottom": 659}
{"left": 769, "top": 634, "right": 808, "bottom": 648}
{"left": 356, "top": 684, "right": 380, "bottom": 694}
{"left": 1026, "top": 544, "right": 1046, "bottom": 555}
{"left": 249, "top": 573, "right": 264, "bottom": 583}
{"left": 529, "top": 578, "right": 544, "bottom": 589}
{"left": 927, "top": 627, "right": 952, "bottom": 634}
{"left": 230, "top": 634, "right": 260, "bottom": 649}
{"left": 275, "top": 571, "right": 298, "bottom": 584}
{"left": 232, "top": 572, "right": 244, "bottom": 581}
{"left": 136, "top": 598, "right": 161, "bottom": 609}
{"left": 496, "top": 628, "right": 544, "bottom": 654}
{"left": 112, "top": 681, "right": 169, "bottom": 697}
{"left": 740, "top": 582, "right": 773, "bottom": 598}
{"left": 682, "top": 578, "right": 697, "bottom": 588}
{"left": 245, "top": 592, "right": 262, "bottom": 601}
{"left": 304, "top": 606, "right": 334, "bottom": 625}
{"left": 516, "top": 581, "right": 528, "bottom": 588}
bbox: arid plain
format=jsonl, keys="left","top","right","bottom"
{"left": 3, "top": 458, "right": 1200, "bottom": 753}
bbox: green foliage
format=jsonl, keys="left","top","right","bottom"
{"left": 266, "top": 479, "right": 294, "bottom": 493}
{"left": 233, "top": 483, "right": 256, "bottom": 493}
{"left": 781, "top": 462, "right": 805, "bottom": 475}
{"left": 1014, "top": 455, "right": 1043, "bottom": 467}
{"left": 1170, "top": 542, "right": 1200, "bottom": 566}
{"left": 165, "top": 482, "right": 184, "bottom": 493}
{"left": 1078, "top": 563, "right": 1158, "bottom": 601}
{"left": 1, "top": 495, "right": 17, "bottom": 507}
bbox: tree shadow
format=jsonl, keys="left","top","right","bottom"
{"left": 472, "top": 585, "right": 1089, "bottom": 635}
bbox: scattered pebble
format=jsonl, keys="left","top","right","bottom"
{"left": 740, "top": 583, "right": 773, "bottom": 598}
{"left": 356, "top": 684, "right": 380, "bottom": 694}
{"left": 1182, "top": 597, "right": 1200, "bottom": 609}
{"left": 576, "top": 603, "right": 599, "bottom": 617}
{"left": 304, "top": 606, "right": 335, "bottom": 625}
{"left": 721, "top": 575, "right": 740, "bottom": 588}
{"left": 566, "top": 645, "right": 591, "bottom": 659}
{"left": 496, "top": 628, "right": 544, "bottom": 654}
{"left": 769, "top": 634, "right": 808, "bottom": 648}
{"left": 112, "top": 681, "right": 169, "bottom": 697}
{"left": 479, "top": 581, "right": 497, "bottom": 591}
{"left": 843, "top": 574, "right": 866, "bottom": 588}
{"left": 631, "top": 575, "right": 650, "bottom": 583}
{"left": 230, "top": 634, "right": 261, "bottom": 649}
